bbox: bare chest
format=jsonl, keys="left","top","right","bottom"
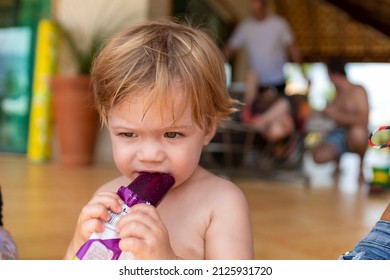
{"left": 158, "top": 199, "right": 209, "bottom": 260}
{"left": 330, "top": 93, "right": 356, "bottom": 112}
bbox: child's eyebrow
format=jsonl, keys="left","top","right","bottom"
{"left": 109, "top": 123, "right": 193, "bottom": 130}
{"left": 163, "top": 124, "right": 193, "bottom": 130}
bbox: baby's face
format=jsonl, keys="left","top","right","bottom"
{"left": 106, "top": 89, "right": 215, "bottom": 187}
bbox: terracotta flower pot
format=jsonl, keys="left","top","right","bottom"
{"left": 51, "top": 75, "right": 99, "bottom": 165}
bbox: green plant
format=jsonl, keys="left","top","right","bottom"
{"left": 55, "top": 23, "right": 105, "bottom": 75}
{"left": 52, "top": 1, "right": 137, "bottom": 76}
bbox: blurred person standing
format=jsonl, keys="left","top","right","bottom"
{"left": 224, "top": 0, "right": 302, "bottom": 95}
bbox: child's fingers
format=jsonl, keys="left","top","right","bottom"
{"left": 117, "top": 207, "right": 173, "bottom": 259}
{"left": 119, "top": 235, "right": 147, "bottom": 256}
{"left": 118, "top": 215, "right": 153, "bottom": 258}
{"left": 117, "top": 204, "right": 160, "bottom": 232}
{"left": 119, "top": 212, "right": 157, "bottom": 237}
{"left": 80, "top": 219, "right": 106, "bottom": 240}
{"left": 118, "top": 218, "right": 163, "bottom": 259}
{"left": 117, "top": 205, "right": 167, "bottom": 254}
{"left": 79, "top": 203, "right": 112, "bottom": 223}
{"left": 129, "top": 203, "right": 160, "bottom": 219}
{"left": 88, "top": 191, "right": 123, "bottom": 213}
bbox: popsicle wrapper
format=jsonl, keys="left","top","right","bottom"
{"left": 74, "top": 173, "right": 174, "bottom": 260}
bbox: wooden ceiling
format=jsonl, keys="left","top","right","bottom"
{"left": 273, "top": 0, "right": 390, "bottom": 62}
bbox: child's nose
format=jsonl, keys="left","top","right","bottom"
{"left": 136, "top": 139, "right": 165, "bottom": 162}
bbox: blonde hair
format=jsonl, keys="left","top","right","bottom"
{"left": 91, "top": 20, "right": 238, "bottom": 131}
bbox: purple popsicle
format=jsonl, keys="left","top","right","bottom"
{"left": 117, "top": 172, "right": 175, "bottom": 207}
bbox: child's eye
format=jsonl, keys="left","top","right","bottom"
{"left": 164, "top": 132, "right": 182, "bottom": 139}
{"left": 119, "top": 132, "right": 137, "bottom": 138}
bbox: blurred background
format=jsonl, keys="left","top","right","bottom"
{"left": 1, "top": 0, "right": 390, "bottom": 166}
{"left": 1, "top": 0, "right": 390, "bottom": 260}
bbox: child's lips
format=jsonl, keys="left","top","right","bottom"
{"left": 137, "top": 171, "right": 173, "bottom": 178}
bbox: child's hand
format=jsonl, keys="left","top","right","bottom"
{"left": 117, "top": 203, "right": 176, "bottom": 260}
{"left": 73, "top": 192, "right": 122, "bottom": 248}
{"left": 65, "top": 191, "right": 123, "bottom": 259}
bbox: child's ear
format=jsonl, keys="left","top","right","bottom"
{"left": 203, "top": 116, "right": 220, "bottom": 145}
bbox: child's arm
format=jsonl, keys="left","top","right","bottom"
{"left": 64, "top": 191, "right": 123, "bottom": 259}
{"left": 241, "top": 72, "right": 258, "bottom": 123}
{"left": 244, "top": 71, "right": 258, "bottom": 105}
{"left": 205, "top": 183, "right": 254, "bottom": 259}
{"left": 380, "top": 202, "right": 390, "bottom": 221}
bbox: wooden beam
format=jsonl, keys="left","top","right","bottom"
{"left": 324, "top": 0, "right": 390, "bottom": 38}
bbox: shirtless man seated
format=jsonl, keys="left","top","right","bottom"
{"left": 311, "top": 58, "right": 369, "bottom": 181}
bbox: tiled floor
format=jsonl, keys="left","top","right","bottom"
{"left": 1, "top": 149, "right": 390, "bottom": 259}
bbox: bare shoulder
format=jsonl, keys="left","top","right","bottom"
{"left": 212, "top": 174, "right": 245, "bottom": 198}
{"left": 194, "top": 168, "right": 249, "bottom": 208}
{"left": 352, "top": 84, "right": 369, "bottom": 109}
{"left": 353, "top": 84, "right": 368, "bottom": 96}
{"left": 95, "top": 176, "right": 131, "bottom": 194}
{"left": 192, "top": 168, "right": 253, "bottom": 259}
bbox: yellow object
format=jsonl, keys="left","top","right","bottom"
{"left": 372, "top": 167, "right": 390, "bottom": 185}
{"left": 27, "top": 19, "right": 59, "bottom": 162}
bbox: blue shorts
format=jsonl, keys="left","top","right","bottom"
{"left": 323, "top": 128, "right": 348, "bottom": 156}
{"left": 339, "top": 220, "right": 390, "bottom": 260}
